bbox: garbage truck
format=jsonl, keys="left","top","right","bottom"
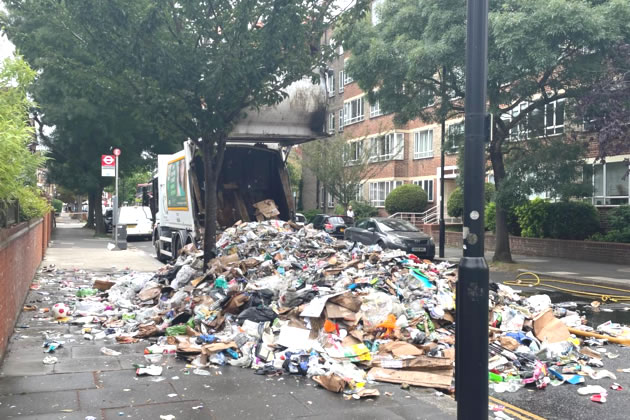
{"left": 152, "top": 78, "right": 326, "bottom": 261}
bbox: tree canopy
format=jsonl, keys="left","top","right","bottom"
{"left": 3, "top": 0, "right": 180, "bottom": 232}
{"left": 4, "top": 0, "right": 350, "bottom": 262}
{"left": 338, "top": 0, "right": 630, "bottom": 261}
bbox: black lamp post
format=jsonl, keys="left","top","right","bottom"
{"left": 455, "top": 0, "right": 490, "bottom": 418}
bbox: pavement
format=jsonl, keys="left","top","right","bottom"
{"left": 43, "top": 214, "right": 162, "bottom": 272}
{"left": 439, "top": 246, "right": 630, "bottom": 285}
{"left": 0, "top": 214, "right": 458, "bottom": 420}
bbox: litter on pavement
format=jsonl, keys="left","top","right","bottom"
{"left": 30, "top": 219, "right": 630, "bottom": 405}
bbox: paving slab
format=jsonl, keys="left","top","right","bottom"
{"left": 0, "top": 390, "right": 79, "bottom": 417}
{"left": 71, "top": 343, "right": 146, "bottom": 359}
{"left": 0, "top": 372, "right": 96, "bottom": 395}
{"left": 2, "top": 411, "right": 101, "bottom": 420}
{"left": 292, "top": 405, "right": 455, "bottom": 420}
{"left": 0, "top": 360, "right": 55, "bottom": 377}
{"left": 54, "top": 357, "right": 122, "bottom": 374}
{"left": 103, "top": 400, "right": 213, "bottom": 420}
{"left": 94, "top": 369, "right": 178, "bottom": 389}
{"left": 203, "top": 391, "right": 314, "bottom": 419}
{"left": 78, "top": 382, "right": 180, "bottom": 409}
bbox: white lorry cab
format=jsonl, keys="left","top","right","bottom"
{"left": 152, "top": 78, "right": 326, "bottom": 262}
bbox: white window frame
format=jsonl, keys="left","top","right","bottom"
{"left": 413, "top": 129, "right": 433, "bottom": 159}
{"left": 326, "top": 71, "right": 335, "bottom": 97}
{"left": 328, "top": 112, "right": 335, "bottom": 134}
{"left": 338, "top": 109, "right": 344, "bottom": 132}
{"left": 369, "top": 132, "right": 404, "bottom": 162}
{"left": 346, "top": 140, "right": 364, "bottom": 165}
{"left": 369, "top": 180, "right": 403, "bottom": 207}
{"left": 413, "top": 179, "right": 435, "bottom": 202}
{"left": 339, "top": 70, "right": 344, "bottom": 93}
{"left": 343, "top": 97, "right": 364, "bottom": 126}
{"left": 592, "top": 161, "right": 630, "bottom": 206}
{"left": 502, "top": 98, "right": 566, "bottom": 140}
{"left": 343, "top": 59, "right": 353, "bottom": 85}
{"left": 370, "top": 100, "right": 383, "bottom": 118}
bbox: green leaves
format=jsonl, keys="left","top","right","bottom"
{"left": 0, "top": 57, "right": 49, "bottom": 219}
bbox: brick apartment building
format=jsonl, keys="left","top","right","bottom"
{"left": 302, "top": 32, "right": 630, "bottom": 218}
{"left": 302, "top": 28, "right": 463, "bottom": 216}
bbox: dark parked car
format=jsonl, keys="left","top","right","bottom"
{"left": 310, "top": 214, "right": 347, "bottom": 239}
{"left": 344, "top": 217, "right": 435, "bottom": 259}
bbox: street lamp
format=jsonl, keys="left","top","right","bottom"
{"left": 455, "top": 0, "right": 490, "bottom": 418}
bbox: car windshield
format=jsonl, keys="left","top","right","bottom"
{"left": 327, "top": 217, "right": 345, "bottom": 224}
{"left": 376, "top": 219, "right": 419, "bottom": 232}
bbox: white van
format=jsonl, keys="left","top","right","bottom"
{"left": 117, "top": 206, "right": 153, "bottom": 239}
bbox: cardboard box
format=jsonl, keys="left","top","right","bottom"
{"left": 533, "top": 309, "right": 570, "bottom": 343}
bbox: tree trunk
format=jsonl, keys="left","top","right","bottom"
{"left": 86, "top": 191, "right": 95, "bottom": 228}
{"left": 489, "top": 138, "right": 513, "bottom": 263}
{"left": 94, "top": 187, "right": 105, "bottom": 234}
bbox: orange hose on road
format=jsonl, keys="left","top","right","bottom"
{"left": 568, "top": 327, "right": 630, "bottom": 346}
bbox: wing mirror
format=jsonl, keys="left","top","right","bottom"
{"left": 367, "top": 227, "right": 375, "bottom": 233}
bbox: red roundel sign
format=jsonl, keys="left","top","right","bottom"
{"left": 101, "top": 155, "right": 115, "bottom": 166}
{"left": 113, "top": 148, "right": 121, "bottom": 156}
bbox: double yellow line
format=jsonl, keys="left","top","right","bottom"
{"left": 489, "top": 396, "right": 547, "bottom": 420}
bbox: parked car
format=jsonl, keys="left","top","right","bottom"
{"left": 103, "top": 208, "right": 113, "bottom": 233}
{"left": 310, "top": 214, "right": 347, "bottom": 239}
{"left": 344, "top": 217, "right": 435, "bottom": 259}
{"left": 295, "top": 212, "right": 307, "bottom": 226}
{"left": 117, "top": 206, "right": 153, "bottom": 239}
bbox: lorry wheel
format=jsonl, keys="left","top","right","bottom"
{"left": 154, "top": 230, "right": 167, "bottom": 263}
{"left": 155, "top": 240, "right": 167, "bottom": 263}
{"left": 171, "top": 236, "right": 181, "bottom": 262}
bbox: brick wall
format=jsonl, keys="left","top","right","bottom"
{"left": 0, "top": 212, "right": 53, "bottom": 361}
{"left": 445, "top": 230, "right": 630, "bottom": 265}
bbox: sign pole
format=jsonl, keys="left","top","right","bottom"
{"left": 115, "top": 154, "right": 119, "bottom": 248}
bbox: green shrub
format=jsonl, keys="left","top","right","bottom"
{"left": 385, "top": 184, "right": 427, "bottom": 214}
{"left": 349, "top": 200, "right": 379, "bottom": 220}
{"left": 447, "top": 187, "right": 463, "bottom": 218}
{"left": 516, "top": 199, "right": 599, "bottom": 240}
{"left": 608, "top": 205, "right": 630, "bottom": 231}
{"left": 547, "top": 201, "right": 600, "bottom": 240}
{"left": 447, "top": 183, "right": 495, "bottom": 218}
{"left": 485, "top": 202, "right": 521, "bottom": 235}
{"left": 515, "top": 199, "right": 549, "bottom": 238}
{"left": 52, "top": 198, "right": 63, "bottom": 214}
{"left": 590, "top": 205, "right": 630, "bottom": 243}
{"left": 485, "top": 202, "right": 496, "bottom": 232}
{"left": 302, "top": 209, "right": 320, "bottom": 222}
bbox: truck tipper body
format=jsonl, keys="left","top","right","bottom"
{"left": 152, "top": 78, "right": 325, "bottom": 261}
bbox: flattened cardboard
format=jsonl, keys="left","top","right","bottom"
{"left": 533, "top": 309, "right": 570, "bottom": 344}
{"left": 378, "top": 341, "right": 423, "bottom": 357}
{"left": 93, "top": 279, "right": 116, "bottom": 291}
{"left": 368, "top": 367, "right": 453, "bottom": 390}
{"left": 372, "top": 355, "right": 452, "bottom": 370}
{"left": 329, "top": 293, "right": 362, "bottom": 312}
{"left": 201, "top": 341, "right": 237, "bottom": 355}
{"left": 325, "top": 302, "right": 358, "bottom": 321}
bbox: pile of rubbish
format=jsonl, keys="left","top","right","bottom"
{"left": 488, "top": 283, "right": 630, "bottom": 404}
{"left": 38, "top": 220, "right": 630, "bottom": 403}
